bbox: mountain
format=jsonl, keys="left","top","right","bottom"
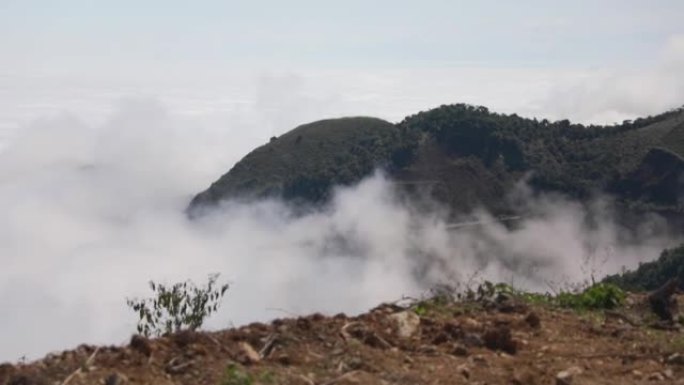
{"left": 188, "top": 117, "right": 415, "bottom": 211}
{"left": 188, "top": 104, "right": 684, "bottom": 218}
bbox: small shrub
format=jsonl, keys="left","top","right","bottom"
{"left": 556, "top": 283, "right": 626, "bottom": 310}
{"left": 126, "top": 273, "right": 229, "bottom": 337}
{"left": 469, "top": 281, "right": 552, "bottom": 305}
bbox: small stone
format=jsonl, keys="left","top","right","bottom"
{"left": 525, "top": 312, "right": 541, "bottom": 329}
{"left": 556, "top": 366, "right": 583, "bottom": 385}
{"left": 456, "top": 363, "right": 470, "bottom": 379}
{"left": 512, "top": 369, "right": 537, "bottom": 385}
{"left": 469, "top": 354, "right": 488, "bottom": 367}
{"left": 451, "top": 343, "right": 469, "bottom": 357}
{"left": 632, "top": 370, "right": 643, "bottom": 379}
{"left": 483, "top": 326, "right": 518, "bottom": 354}
{"left": 417, "top": 344, "right": 438, "bottom": 355}
{"left": 664, "top": 369, "right": 674, "bottom": 379}
{"left": 104, "top": 372, "right": 128, "bottom": 385}
{"left": 388, "top": 311, "right": 421, "bottom": 338}
{"left": 462, "top": 317, "right": 483, "bottom": 331}
{"left": 647, "top": 372, "right": 665, "bottom": 381}
{"left": 667, "top": 353, "right": 684, "bottom": 365}
{"left": 237, "top": 342, "right": 261, "bottom": 365}
{"left": 462, "top": 333, "right": 484, "bottom": 347}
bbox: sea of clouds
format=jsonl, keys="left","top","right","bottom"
{"left": 1, "top": 36, "right": 684, "bottom": 361}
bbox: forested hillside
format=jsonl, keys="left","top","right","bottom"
{"left": 188, "top": 104, "right": 684, "bottom": 217}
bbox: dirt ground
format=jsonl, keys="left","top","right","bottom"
{"left": 2, "top": 294, "right": 684, "bottom": 385}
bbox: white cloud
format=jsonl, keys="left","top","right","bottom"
{"left": 1, "top": 32, "right": 684, "bottom": 362}
{"left": 0, "top": 98, "right": 680, "bottom": 362}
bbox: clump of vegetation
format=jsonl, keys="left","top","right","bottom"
{"left": 411, "top": 280, "right": 626, "bottom": 317}
{"left": 126, "top": 273, "right": 229, "bottom": 337}
{"left": 220, "top": 365, "right": 275, "bottom": 385}
{"left": 555, "top": 283, "right": 626, "bottom": 310}
{"left": 401, "top": 103, "right": 684, "bottom": 201}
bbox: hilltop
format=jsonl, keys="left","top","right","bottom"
{"left": 3, "top": 285, "right": 684, "bottom": 385}
{"left": 187, "top": 104, "right": 684, "bottom": 219}
{"left": 189, "top": 117, "right": 414, "bottom": 210}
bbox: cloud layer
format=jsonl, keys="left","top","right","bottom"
{"left": 0, "top": 98, "right": 680, "bottom": 362}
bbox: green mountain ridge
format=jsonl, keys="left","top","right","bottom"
{"left": 188, "top": 104, "right": 684, "bottom": 218}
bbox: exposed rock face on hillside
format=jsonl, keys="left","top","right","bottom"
{"left": 188, "top": 104, "right": 684, "bottom": 219}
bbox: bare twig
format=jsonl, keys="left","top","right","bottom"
{"left": 340, "top": 322, "right": 361, "bottom": 341}
{"left": 259, "top": 333, "right": 279, "bottom": 358}
{"left": 265, "top": 307, "right": 299, "bottom": 317}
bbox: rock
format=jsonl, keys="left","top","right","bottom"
{"left": 388, "top": 311, "right": 421, "bottom": 338}
{"left": 512, "top": 369, "right": 538, "bottom": 385}
{"left": 450, "top": 343, "right": 469, "bottom": 357}
{"left": 483, "top": 326, "right": 518, "bottom": 354}
{"left": 462, "top": 333, "right": 484, "bottom": 347}
{"left": 667, "top": 353, "right": 684, "bottom": 365}
{"left": 462, "top": 317, "right": 483, "bottom": 331}
{"left": 274, "top": 352, "right": 294, "bottom": 366}
{"left": 358, "top": 331, "right": 392, "bottom": 349}
{"left": 469, "top": 354, "right": 488, "bottom": 367}
{"left": 525, "top": 312, "right": 541, "bottom": 329}
{"left": 417, "top": 344, "right": 438, "bottom": 355}
{"left": 647, "top": 372, "right": 665, "bottom": 381}
{"left": 556, "top": 366, "right": 583, "bottom": 385}
{"left": 456, "top": 363, "right": 470, "bottom": 379}
{"left": 104, "top": 372, "right": 128, "bottom": 385}
{"left": 237, "top": 342, "right": 261, "bottom": 365}
{"left": 664, "top": 369, "right": 674, "bottom": 379}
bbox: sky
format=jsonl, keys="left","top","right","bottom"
{"left": 2, "top": 0, "right": 683, "bottom": 70}
{"left": 0, "top": 0, "right": 683, "bottom": 362}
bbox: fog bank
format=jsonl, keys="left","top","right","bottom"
{"left": 0, "top": 100, "right": 680, "bottom": 362}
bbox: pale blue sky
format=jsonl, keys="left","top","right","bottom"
{"left": 1, "top": 0, "right": 683, "bottom": 73}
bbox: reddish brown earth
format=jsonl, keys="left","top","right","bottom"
{"left": 2, "top": 294, "right": 684, "bottom": 385}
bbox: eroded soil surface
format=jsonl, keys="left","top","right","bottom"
{"left": 2, "top": 294, "right": 684, "bottom": 385}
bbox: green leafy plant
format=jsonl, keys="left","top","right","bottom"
{"left": 556, "top": 283, "right": 626, "bottom": 310}
{"left": 126, "top": 273, "right": 229, "bottom": 337}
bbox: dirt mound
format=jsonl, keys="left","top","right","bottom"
{"left": 2, "top": 295, "right": 684, "bottom": 385}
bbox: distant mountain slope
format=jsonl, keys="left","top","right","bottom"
{"left": 604, "top": 244, "right": 684, "bottom": 291}
{"left": 188, "top": 104, "right": 684, "bottom": 217}
{"left": 188, "top": 117, "right": 414, "bottom": 212}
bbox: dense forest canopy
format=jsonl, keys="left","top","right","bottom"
{"left": 604, "top": 244, "right": 684, "bottom": 291}
{"left": 188, "top": 103, "right": 684, "bottom": 217}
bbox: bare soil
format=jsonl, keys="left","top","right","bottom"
{"left": 2, "top": 294, "right": 684, "bottom": 385}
